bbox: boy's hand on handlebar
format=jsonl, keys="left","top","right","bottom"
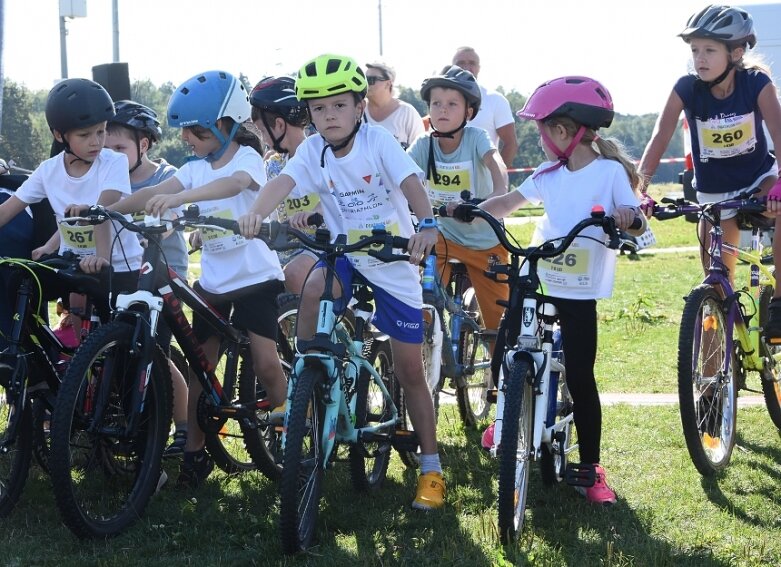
{"left": 288, "top": 210, "right": 313, "bottom": 230}
{"left": 79, "top": 255, "right": 109, "bottom": 274}
{"left": 145, "top": 194, "right": 179, "bottom": 218}
{"left": 612, "top": 206, "right": 642, "bottom": 231}
{"left": 237, "top": 213, "right": 264, "bottom": 239}
{"left": 765, "top": 179, "right": 781, "bottom": 215}
{"left": 452, "top": 203, "right": 479, "bottom": 222}
{"left": 407, "top": 229, "right": 437, "bottom": 264}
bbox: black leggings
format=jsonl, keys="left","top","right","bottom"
{"left": 547, "top": 297, "right": 602, "bottom": 464}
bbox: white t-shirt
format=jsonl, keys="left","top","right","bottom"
{"left": 282, "top": 123, "right": 424, "bottom": 307}
{"left": 174, "top": 145, "right": 283, "bottom": 294}
{"left": 15, "top": 148, "right": 143, "bottom": 271}
{"left": 365, "top": 101, "right": 425, "bottom": 149}
{"left": 467, "top": 85, "right": 515, "bottom": 147}
{"left": 517, "top": 157, "right": 639, "bottom": 300}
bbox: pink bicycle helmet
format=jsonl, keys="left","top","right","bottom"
{"left": 517, "top": 76, "right": 614, "bottom": 130}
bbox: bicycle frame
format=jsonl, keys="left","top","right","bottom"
{"left": 286, "top": 242, "right": 399, "bottom": 468}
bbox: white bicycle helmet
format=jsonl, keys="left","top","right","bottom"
{"left": 680, "top": 4, "right": 756, "bottom": 48}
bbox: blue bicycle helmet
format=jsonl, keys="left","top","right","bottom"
{"left": 168, "top": 70, "right": 251, "bottom": 161}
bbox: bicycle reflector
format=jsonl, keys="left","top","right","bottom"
{"left": 591, "top": 205, "right": 605, "bottom": 218}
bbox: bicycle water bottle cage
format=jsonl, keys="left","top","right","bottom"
{"left": 565, "top": 462, "right": 597, "bottom": 487}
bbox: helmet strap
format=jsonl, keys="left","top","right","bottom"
{"left": 129, "top": 131, "right": 143, "bottom": 174}
{"left": 319, "top": 119, "right": 362, "bottom": 168}
{"left": 261, "top": 113, "right": 288, "bottom": 155}
{"left": 533, "top": 124, "right": 587, "bottom": 179}
{"left": 430, "top": 115, "right": 468, "bottom": 139}
{"left": 205, "top": 122, "right": 241, "bottom": 163}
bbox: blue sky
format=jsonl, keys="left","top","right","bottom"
{"left": 3, "top": 0, "right": 780, "bottom": 115}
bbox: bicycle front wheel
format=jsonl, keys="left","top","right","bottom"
{"left": 678, "top": 285, "right": 737, "bottom": 475}
{"left": 759, "top": 285, "right": 781, "bottom": 429}
{"left": 49, "top": 322, "right": 172, "bottom": 538}
{"left": 497, "top": 358, "right": 534, "bottom": 544}
{"left": 456, "top": 306, "right": 493, "bottom": 426}
{"left": 279, "top": 367, "right": 326, "bottom": 555}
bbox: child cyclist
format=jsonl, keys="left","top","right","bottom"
{"left": 461, "top": 77, "right": 646, "bottom": 504}
{"left": 249, "top": 75, "right": 319, "bottom": 294}
{"left": 638, "top": 4, "right": 781, "bottom": 337}
{"left": 407, "top": 65, "right": 509, "bottom": 340}
{"left": 104, "top": 100, "right": 190, "bottom": 457}
{"left": 108, "top": 70, "right": 287, "bottom": 488}
{"left": 238, "top": 54, "right": 445, "bottom": 510}
{"left": 0, "top": 79, "right": 143, "bottom": 314}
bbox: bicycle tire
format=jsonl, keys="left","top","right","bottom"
{"left": 279, "top": 366, "right": 326, "bottom": 555}
{"left": 678, "top": 285, "right": 737, "bottom": 475}
{"left": 203, "top": 344, "right": 259, "bottom": 474}
{"left": 497, "top": 358, "right": 534, "bottom": 544}
{"left": 237, "top": 345, "right": 285, "bottom": 481}
{"left": 48, "top": 322, "right": 172, "bottom": 538}
{"left": 456, "top": 292, "right": 492, "bottom": 427}
{"left": 0, "top": 389, "right": 33, "bottom": 518}
{"left": 759, "top": 285, "right": 781, "bottom": 429}
{"left": 349, "top": 340, "right": 394, "bottom": 490}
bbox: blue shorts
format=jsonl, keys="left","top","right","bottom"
{"left": 318, "top": 257, "right": 423, "bottom": 343}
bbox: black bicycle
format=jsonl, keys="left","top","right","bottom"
{"left": 47, "top": 206, "right": 282, "bottom": 538}
{"left": 0, "top": 253, "right": 106, "bottom": 517}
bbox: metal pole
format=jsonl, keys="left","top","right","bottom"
{"left": 378, "top": 0, "right": 383, "bottom": 56}
{"left": 112, "top": 0, "right": 119, "bottom": 62}
{"left": 59, "top": 16, "right": 68, "bottom": 79}
{"left": 0, "top": 0, "right": 5, "bottom": 132}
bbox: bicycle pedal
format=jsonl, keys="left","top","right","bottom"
{"left": 486, "top": 388, "right": 498, "bottom": 404}
{"left": 767, "top": 336, "right": 781, "bottom": 346}
{"left": 565, "top": 462, "right": 596, "bottom": 487}
{"left": 391, "top": 429, "right": 420, "bottom": 452}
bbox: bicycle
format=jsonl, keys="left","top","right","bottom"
{"left": 0, "top": 253, "right": 105, "bottom": 517}
{"left": 252, "top": 221, "right": 418, "bottom": 555}
{"left": 652, "top": 191, "right": 781, "bottom": 476}
{"left": 47, "top": 206, "right": 282, "bottom": 538}
{"left": 444, "top": 203, "right": 628, "bottom": 543}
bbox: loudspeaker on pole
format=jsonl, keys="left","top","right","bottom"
{"left": 92, "top": 62, "right": 131, "bottom": 101}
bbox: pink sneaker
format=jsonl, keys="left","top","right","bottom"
{"left": 575, "top": 464, "right": 616, "bottom": 504}
{"left": 481, "top": 423, "right": 495, "bottom": 450}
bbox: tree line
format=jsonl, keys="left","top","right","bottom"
{"left": 0, "top": 78, "right": 685, "bottom": 186}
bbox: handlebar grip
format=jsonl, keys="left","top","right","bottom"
{"left": 628, "top": 216, "right": 643, "bottom": 231}
{"left": 307, "top": 213, "right": 324, "bottom": 227}
{"left": 203, "top": 217, "right": 240, "bottom": 233}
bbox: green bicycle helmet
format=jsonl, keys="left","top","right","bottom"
{"left": 295, "top": 54, "right": 368, "bottom": 100}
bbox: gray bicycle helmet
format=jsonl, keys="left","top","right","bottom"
{"left": 45, "top": 78, "right": 115, "bottom": 134}
{"left": 680, "top": 4, "right": 756, "bottom": 49}
{"left": 109, "top": 100, "right": 162, "bottom": 142}
{"left": 420, "top": 65, "right": 481, "bottom": 119}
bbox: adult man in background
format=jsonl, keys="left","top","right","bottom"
{"left": 452, "top": 46, "right": 518, "bottom": 167}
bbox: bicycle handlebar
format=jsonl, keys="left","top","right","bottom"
{"left": 69, "top": 206, "right": 415, "bottom": 265}
{"left": 439, "top": 204, "right": 627, "bottom": 258}
{"left": 652, "top": 188, "right": 765, "bottom": 221}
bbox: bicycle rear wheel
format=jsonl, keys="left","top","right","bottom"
{"left": 456, "top": 291, "right": 492, "bottom": 426}
{"left": 759, "top": 285, "right": 781, "bottom": 430}
{"left": 279, "top": 367, "right": 326, "bottom": 555}
{"left": 349, "top": 341, "right": 394, "bottom": 490}
{"left": 497, "top": 358, "right": 534, "bottom": 544}
{"left": 203, "top": 344, "right": 259, "bottom": 475}
{"left": 49, "top": 322, "right": 172, "bottom": 538}
{"left": 0, "top": 380, "right": 33, "bottom": 518}
{"left": 678, "top": 285, "right": 737, "bottom": 475}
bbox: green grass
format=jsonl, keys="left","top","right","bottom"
{"left": 3, "top": 404, "right": 781, "bottom": 566}
{"left": 20, "top": 185, "right": 781, "bottom": 565}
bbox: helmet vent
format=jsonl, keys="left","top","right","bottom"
{"left": 326, "top": 58, "right": 341, "bottom": 74}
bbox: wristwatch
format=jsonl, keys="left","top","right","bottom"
{"left": 418, "top": 217, "right": 438, "bottom": 231}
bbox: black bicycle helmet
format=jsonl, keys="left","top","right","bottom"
{"left": 420, "top": 65, "right": 481, "bottom": 119}
{"left": 680, "top": 4, "right": 756, "bottom": 49}
{"left": 250, "top": 76, "right": 309, "bottom": 126}
{"left": 109, "top": 100, "right": 162, "bottom": 142}
{"left": 45, "top": 78, "right": 115, "bottom": 135}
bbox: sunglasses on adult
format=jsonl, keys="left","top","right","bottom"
{"left": 366, "top": 76, "right": 390, "bottom": 85}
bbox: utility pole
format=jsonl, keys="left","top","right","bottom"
{"left": 112, "top": 0, "right": 119, "bottom": 62}
{"left": 58, "top": 0, "right": 87, "bottom": 80}
{"left": 378, "top": 0, "right": 383, "bottom": 56}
